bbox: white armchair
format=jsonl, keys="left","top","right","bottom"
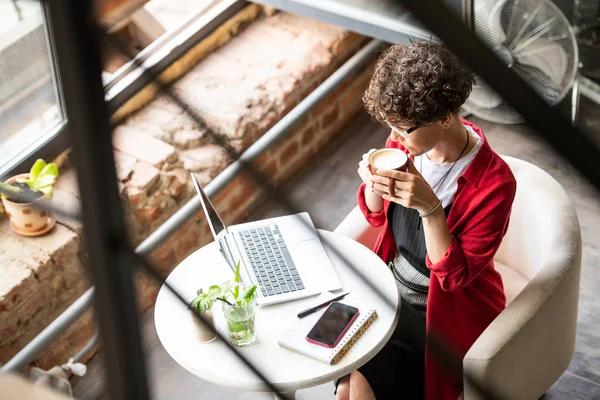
{"left": 334, "top": 156, "right": 582, "bottom": 400}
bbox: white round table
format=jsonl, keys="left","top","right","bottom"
{"left": 154, "top": 230, "right": 400, "bottom": 397}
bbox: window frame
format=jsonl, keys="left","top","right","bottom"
{"left": 0, "top": 0, "right": 246, "bottom": 180}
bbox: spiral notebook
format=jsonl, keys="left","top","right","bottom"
{"left": 277, "top": 292, "right": 378, "bottom": 365}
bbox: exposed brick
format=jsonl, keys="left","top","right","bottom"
{"left": 135, "top": 205, "right": 161, "bottom": 223}
{"left": 180, "top": 145, "right": 230, "bottom": 174}
{"left": 51, "top": 189, "right": 83, "bottom": 235}
{"left": 172, "top": 128, "right": 208, "bottom": 150}
{"left": 0, "top": 221, "right": 80, "bottom": 283}
{"left": 152, "top": 244, "right": 175, "bottom": 272}
{"left": 261, "top": 160, "right": 279, "bottom": 181}
{"left": 278, "top": 139, "right": 300, "bottom": 165}
{"left": 114, "top": 150, "right": 137, "bottom": 182}
{"left": 168, "top": 169, "right": 188, "bottom": 199}
{"left": 127, "top": 95, "right": 194, "bottom": 135}
{"left": 53, "top": 168, "right": 80, "bottom": 199}
{"left": 321, "top": 105, "right": 340, "bottom": 128}
{"left": 113, "top": 127, "right": 177, "bottom": 168}
{"left": 127, "top": 187, "right": 145, "bottom": 207}
{"left": 33, "top": 309, "right": 95, "bottom": 369}
{"left": 9, "top": 262, "right": 86, "bottom": 342}
{"left": 172, "top": 13, "right": 354, "bottom": 142}
{"left": 318, "top": 78, "right": 350, "bottom": 110}
{"left": 252, "top": 152, "right": 278, "bottom": 178}
{"left": 193, "top": 170, "right": 214, "bottom": 188}
{"left": 213, "top": 175, "right": 242, "bottom": 206}
{"left": 0, "top": 254, "right": 36, "bottom": 314}
{"left": 338, "top": 75, "right": 370, "bottom": 115}
{"left": 229, "top": 138, "right": 248, "bottom": 153}
{"left": 300, "top": 124, "right": 316, "bottom": 147}
{"left": 228, "top": 180, "right": 257, "bottom": 214}
{"left": 128, "top": 162, "right": 160, "bottom": 192}
{"left": 172, "top": 223, "right": 203, "bottom": 262}
{"left": 134, "top": 270, "right": 161, "bottom": 312}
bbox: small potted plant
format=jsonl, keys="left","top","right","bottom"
{"left": 0, "top": 159, "right": 59, "bottom": 236}
{"left": 190, "top": 260, "right": 258, "bottom": 347}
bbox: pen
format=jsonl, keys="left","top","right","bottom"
{"left": 297, "top": 292, "right": 350, "bottom": 318}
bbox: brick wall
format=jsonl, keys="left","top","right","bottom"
{"left": 0, "top": 9, "right": 374, "bottom": 370}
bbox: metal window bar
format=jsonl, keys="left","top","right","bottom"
{"left": 2, "top": 0, "right": 596, "bottom": 398}
{"left": 46, "top": 1, "right": 150, "bottom": 399}
{"left": 105, "top": 0, "right": 247, "bottom": 115}
{"left": 102, "top": 0, "right": 236, "bottom": 92}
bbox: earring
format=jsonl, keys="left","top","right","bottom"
{"left": 443, "top": 125, "right": 449, "bottom": 129}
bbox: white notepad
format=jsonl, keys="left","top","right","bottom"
{"left": 277, "top": 292, "right": 378, "bottom": 365}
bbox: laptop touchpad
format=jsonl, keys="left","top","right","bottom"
{"left": 278, "top": 213, "right": 316, "bottom": 243}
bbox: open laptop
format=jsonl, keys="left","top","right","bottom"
{"left": 191, "top": 174, "right": 342, "bottom": 306}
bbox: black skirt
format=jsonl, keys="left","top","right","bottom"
{"left": 334, "top": 299, "right": 426, "bottom": 399}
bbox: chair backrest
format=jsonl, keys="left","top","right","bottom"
{"left": 494, "top": 156, "right": 580, "bottom": 281}
{"left": 464, "top": 156, "right": 582, "bottom": 400}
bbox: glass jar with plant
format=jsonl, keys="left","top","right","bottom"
{"left": 0, "top": 159, "right": 59, "bottom": 236}
{"left": 190, "top": 260, "right": 258, "bottom": 347}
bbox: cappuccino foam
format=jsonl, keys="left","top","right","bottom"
{"left": 370, "top": 149, "right": 407, "bottom": 170}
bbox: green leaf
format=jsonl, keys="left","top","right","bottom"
{"left": 208, "top": 285, "right": 222, "bottom": 299}
{"left": 201, "top": 299, "right": 212, "bottom": 313}
{"left": 219, "top": 280, "right": 237, "bottom": 294}
{"left": 234, "top": 260, "right": 241, "bottom": 298}
{"left": 239, "top": 285, "right": 257, "bottom": 305}
{"left": 30, "top": 159, "right": 46, "bottom": 181}
{"left": 32, "top": 175, "right": 56, "bottom": 191}
{"left": 190, "top": 292, "right": 213, "bottom": 314}
{"left": 39, "top": 186, "right": 54, "bottom": 196}
{"left": 39, "top": 162, "right": 59, "bottom": 179}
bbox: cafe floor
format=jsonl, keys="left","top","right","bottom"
{"left": 72, "top": 97, "right": 600, "bottom": 399}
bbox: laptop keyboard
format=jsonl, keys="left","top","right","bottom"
{"left": 238, "top": 224, "right": 305, "bottom": 297}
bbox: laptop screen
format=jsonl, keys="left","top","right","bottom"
{"left": 191, "top": 174, "right": 228, "bottom": 241}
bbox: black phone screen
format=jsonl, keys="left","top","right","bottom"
{"left": 306, "top": 302, "right": 359, "bottom": 346}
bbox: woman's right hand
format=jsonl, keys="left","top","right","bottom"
{"left": 358, "top": 149, "right": 385, "bottom": 196}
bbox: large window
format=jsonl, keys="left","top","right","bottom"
{"left": 0, "top": 0, "right": 225, "bottom": 177}
{"left": 0, "top": 0, "right": 64, "bottom": 175}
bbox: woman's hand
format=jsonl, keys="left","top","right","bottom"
{"left": 371, "top": 158, "right": 440, "bottom": 215}
{"left": 357, "top": 149, "right": 385, "bottom": 196}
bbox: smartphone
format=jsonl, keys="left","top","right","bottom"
{"left": 305, "top": 302, "right": 360, "bottom": 348}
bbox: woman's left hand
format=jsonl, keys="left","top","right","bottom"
{"left": 371, "top": 158, "right": 440, "bottom": 215}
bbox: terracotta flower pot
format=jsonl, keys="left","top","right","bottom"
{"left": 2, "top": 174, "right": 51, "bottom": 234}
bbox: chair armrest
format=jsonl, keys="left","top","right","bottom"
{"left": 334, "top": 206, "right": 382, "bottom": 249}
{"left": 463, "top": 249, "right": 581, "bottom": 400}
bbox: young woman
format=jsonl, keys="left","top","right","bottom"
{"left": 335, "top": 42, "right": 516, "bottom": 400}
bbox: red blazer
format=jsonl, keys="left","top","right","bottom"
{"left": 357, "top": 120, "right": 516, "bottom": 400}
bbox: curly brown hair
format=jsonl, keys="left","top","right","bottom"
{"left": 363, "top": 42, "right": 475, "bottom": 128}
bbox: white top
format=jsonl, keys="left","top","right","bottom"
{"left": 413, "top": 124, "right": 482, "bottom": 208}
{"left": 154, "top": 230, "right": 400, "bottom": 393}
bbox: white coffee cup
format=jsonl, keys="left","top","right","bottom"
{"left": 368, "top": 148, "right": 408, "bottom": 173}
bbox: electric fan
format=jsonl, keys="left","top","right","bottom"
{"left": 463, "top": 0, "right": 579, "bottom": 124}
